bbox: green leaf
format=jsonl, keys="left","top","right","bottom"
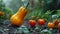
{"left": 56, "top": 10, "right": 60, "bottom": 16}
{"left": 40, "top": 29, "right": 52, "bottom": 34}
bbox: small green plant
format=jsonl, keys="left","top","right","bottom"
{"left": 40, "top": 29, "right": 52, "bottom": 34}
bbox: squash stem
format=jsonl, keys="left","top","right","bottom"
{"left": 25, "top": 0, "right": 30, "bottom": 9}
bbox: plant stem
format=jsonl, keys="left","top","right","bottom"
{"left": 25, "top": 0, "right": 30, "bottom": 9}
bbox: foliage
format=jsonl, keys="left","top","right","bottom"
{"left": 16, "top": 25, "right": 30, "bottom": 34}
{"left": 40, "top": 29, "right": 52, "bottom": 34}
{"left": 0, "top": 0, "right": 13, "bottom": 24}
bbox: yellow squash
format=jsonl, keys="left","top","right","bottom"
{"left": 10, "top": 6, "right": 28, "bottom": 26}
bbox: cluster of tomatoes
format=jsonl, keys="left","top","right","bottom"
{"left": 29, "top": 19, "right": 44, "bottom": 27}
{"left": 53, "top": 19, "right": 60, "bottom": 30}
{"left": 28, "top": 16, "right": 60, "bottom": 30}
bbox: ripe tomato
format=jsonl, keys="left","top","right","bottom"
{"left": 47, "top": 22, "right": 54, "bottom": 28}
{"left": 53, "top": 19, "right": 59, "bottom": 26}
{"left": 31, "top": 16, "right": 35, "bottom": 19}
{"left": 38, "top": 19, "right": 45, "bottom": 26}
{"left": 0, "top": 11, "right": 4, "bottom": 16}
{"left": 58, "top": 23, "right": 60, "bottom": 30}
{"left": 29, "top": 20, "right": 36, "bottom": 27}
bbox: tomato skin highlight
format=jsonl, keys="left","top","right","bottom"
{"left": 29, "top": 20, "right": 36, "bottom": 27}
{"left": 58, "top": 23, "right": 60, "bottom": 30}
{"left": 38, "top": 19, "right": 45, "bottom": 26}
{"left": 47, "top": 22, "right": 54, "bottom": 28}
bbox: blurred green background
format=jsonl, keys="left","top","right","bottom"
{"left": 0, "top": 0, "right": 60, "bottom": 22}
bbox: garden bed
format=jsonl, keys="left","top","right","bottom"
{"left": 1, "top": 19, "right": 59, "bottom": 34}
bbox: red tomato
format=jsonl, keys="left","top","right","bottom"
{"left": 38, "top": 19, "right": 45, "bottom": 26}
{"left": 29, "top": 20, "right": 36, "bottom": 27}
{"left": 53, "top": 19, "right": 59, "bottom": 26}
{"left": 58, "top": 23, "right": 60, "bottom": 30}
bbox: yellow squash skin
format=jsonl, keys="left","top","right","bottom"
{"left": 10, "top": 6, "right": 28, "bottom": 26}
